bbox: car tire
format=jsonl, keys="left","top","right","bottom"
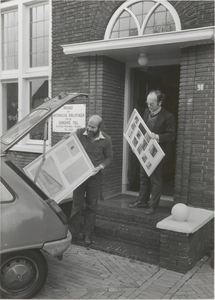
{"left": 0, "top": 250, "right": 48, "bottom": 299}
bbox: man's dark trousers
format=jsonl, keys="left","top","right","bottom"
{"left": 138, "top": 162, "right": 162, "bottom": 209}
{"left": 70, "top": 172, "right": 101, "bottom": 238}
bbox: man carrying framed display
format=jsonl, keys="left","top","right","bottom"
{"left": 125, "top": 90, "right": 175, "bottom": 215}
{"left": 65, "top": 115, "right": 113, "bottom": 245}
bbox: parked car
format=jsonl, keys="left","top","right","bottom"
{"left": 0, "top": 92, "right": 87, "bottom": 299}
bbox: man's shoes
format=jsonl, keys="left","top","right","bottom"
{"left": 129, "top": 200, "right": 148, "bottom": 208}
{"left": 71, "top": 233, "right": 83, "bottom": 243}
{"left": 145, "top": 207, "right": 156, "bottom": 215}
{"left": 84, "top": 235, "right": 92, "bottom": 245}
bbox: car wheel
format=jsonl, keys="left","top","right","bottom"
{"left": 0, "top": 250, "right": 48, "bottom": 299}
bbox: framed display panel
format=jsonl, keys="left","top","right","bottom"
{"left": 24, "top": 133, "right": 95, "bottom": 203}
{"left": 124, "top": 109, "right": 165, "bottom": 177}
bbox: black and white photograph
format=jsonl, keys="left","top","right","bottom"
{"left": 134, "top": 116, "right": 139, "bottom": 124}
{"left": 0, "top": 0, "right": 213, "bottom": 299}
{"left": 142, "top": 154, "right": 148, "bottom": 163}
{"left": 138, "top": 122, "right": 147, "bottom": 135}
{"left": 136, "top": 130, "right": 142, "bottom": 140}
{"left": 131, "top": 121, "right": 137, "bottom": 131}
{"left": 137, "top": 143, "right": 143, "bottom": 154}
{"left": 148, "top": 143, "right": 158, "bottom": 158}
{"left": 142, "top": 138, "right": 148, "bottom": 151}
{"left": 146, "top": 161, "right": 152, "bottom": 170}
{"left": 132, "top": 136, "right": 138, "bottom": 147}
{"left": 128, "top": 128, "right": 134, "bottom": 138}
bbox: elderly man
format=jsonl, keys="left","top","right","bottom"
{"left": 69, "top": 115, "right": 113, "bottom": 245}
{"left": 129, "top": 90, "right": 175, "bottom": 215}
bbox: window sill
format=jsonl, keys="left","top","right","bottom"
{"left": 9, "top": 144, "right": 52, "bottom": 154}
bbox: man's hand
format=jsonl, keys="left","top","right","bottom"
{"left": 148, "top": 132, "right": 159, "bottom": 142}
{"left": 92, "top": 165, "right": 104, "bottom": 176}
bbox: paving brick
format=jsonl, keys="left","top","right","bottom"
{"left": 34, "top": 245, "right": 213, "bottom": 299}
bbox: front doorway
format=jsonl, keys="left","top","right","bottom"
{"left": 128, "top": 65, "right": 180, "bottom": 197}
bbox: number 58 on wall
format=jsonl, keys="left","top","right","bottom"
{"left": 197, "top": 83, "right": 204, "bottom": 91}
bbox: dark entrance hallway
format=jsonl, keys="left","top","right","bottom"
{"left": 128, "top": 65, "right": 180, "bottom": 197}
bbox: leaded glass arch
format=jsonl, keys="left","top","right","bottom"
{"left": 104, "top": 0, "right": 181, "bottom": 40}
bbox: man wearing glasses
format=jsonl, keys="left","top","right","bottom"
{"left": 129, "top": 90, "right": 175, "bottom": 215}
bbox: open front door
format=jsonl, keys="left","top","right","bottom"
{"left": 128, "top": 66, "right": 179, "bottom": 197}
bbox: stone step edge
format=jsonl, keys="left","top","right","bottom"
{"left": 96, "top": 213, "right": 160, "bottom": 229}
{"left": 94, "top": 218, "right": 160, "bottom": 248}
{"left": 94, "top": 231, "right": 160, "bottom": 253}
{"left": 90, "top": 235, "right": 160, "bottom": 265}
{"left": 96, "top": 205, "right": 170, "bottom": 226}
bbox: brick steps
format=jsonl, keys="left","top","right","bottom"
{"left": 88, "top": 199, "right": 173, "bottom": 265}
{"left": 94, "top": 218, "right": 160, "bottom": 251}
{"left": 96, "top": 204, "right": 171, "bottom": 228}
{"left": 89, "top": 235, "right": 160, "bottom": 265}
{"left": 66, "top": 195, "right": 173, "bottom": 265}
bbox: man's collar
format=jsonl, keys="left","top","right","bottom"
{"left": 83, "top": 130, "right": 105, "bottom": 140}
{"left": 150, "top": 106, "right": 161, "bottom": 116}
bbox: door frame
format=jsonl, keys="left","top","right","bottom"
{"left": 122, "top": 63, "right": 179, "bottom": 201}
{"left": 122, "top": 65, "right": 132, "bottom": 194}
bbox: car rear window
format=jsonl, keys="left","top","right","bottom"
{"left": 5, "top": 160, "right": 49, "bottom": 200}
{"left": 1, "top": 109, "right": 49, "bottom": 145}
{"left": 0, "top": 180, "right": 14, "bottom": 203}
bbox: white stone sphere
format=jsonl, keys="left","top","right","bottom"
{"left": 171, "top": 203, "right": 190, "bottom": 222}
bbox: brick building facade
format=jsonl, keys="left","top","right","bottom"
{"left": 6, "top": 0, "right": 214, "bottom": 211}
{"left": 51, "top": 0, "right": 214, "bottom": 210}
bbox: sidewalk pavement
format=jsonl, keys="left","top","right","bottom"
{"left": 35, "top": 244, "right": 214, "bottom": 299}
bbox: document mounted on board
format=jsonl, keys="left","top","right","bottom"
{"left": 124, "top": 109, "right": 165, "bottom": 177}
{"left": 24, "top": 133, "right": 95, "bottom": 203}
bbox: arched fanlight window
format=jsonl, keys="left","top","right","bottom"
{"left": 104, "top": 0, "right": 181, "bottom": 40}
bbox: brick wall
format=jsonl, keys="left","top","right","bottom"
{"left": 159, "top": 219, "right": 213, "bottom": 273}
{"left": 52, "top": 0, "right": 121, "bottom": 44}
{"left": 101, "top": 56, "right": 125, "bottom": 198}
{"left": 172, "top": 1, "right": 214, "bottom": 29}
{"left": 52, "top": 1, "right": 125, "bottom": 199}
{"left": 51, "top": 0, "right": 122, "bottom": 98}
{"left": 52, "top": 54, "right": 125, "bottom": 199}
{"left": 51, "top": 0, "right": 121, "bottom": 100}
{"left": 175, "top": 44, "right": 214, "bottom": 209}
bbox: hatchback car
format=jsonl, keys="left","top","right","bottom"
{"left": 0, "top": 92, "right": 87, "bottom": 299}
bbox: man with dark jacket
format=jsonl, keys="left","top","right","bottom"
{"left": 129, "top": 90, "right": 175, "bottom": 215}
